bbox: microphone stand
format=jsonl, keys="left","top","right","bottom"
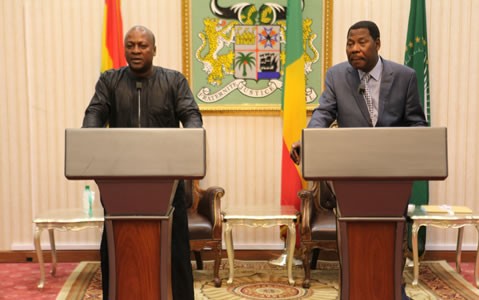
{"left": 136, "top": 82, "right": 142, "bottom": 127}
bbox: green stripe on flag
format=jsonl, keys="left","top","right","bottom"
{"left": 284, "top": 1, "right": 303, "bottom": 66}
{"left": 281, "top": 0, "right": 304, "bottom": 112}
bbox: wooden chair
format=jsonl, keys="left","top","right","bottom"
{"left": 186, "top": 180, "right": 225, "bottom": 287}
{"left": 299, "top": 181, "right": 338, "bottom": 288}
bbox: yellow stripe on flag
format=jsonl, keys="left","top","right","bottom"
{"left": 101, "top": 8, "right": 113, "bottom": 72}
{"left": 282, "top": 58, "right": 306, "bottom": 149}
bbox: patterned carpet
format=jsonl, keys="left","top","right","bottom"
{"left": 57, "top": 259, "right": 479, "bottom": 300}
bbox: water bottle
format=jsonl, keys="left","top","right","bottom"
{"left": 83, "top": 185, "right": 94, "bottom": 216}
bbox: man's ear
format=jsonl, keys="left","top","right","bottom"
{"left": 153, "top": 45, "right": 157, "bottom": 56}
{"left": 375, "top": 38, "right": 381, "bottom": 51}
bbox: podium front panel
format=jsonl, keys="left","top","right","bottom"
{"left": 302, "top": 127, "right": 447, "bottom": 180}
{"left": 65, "top": 128, "right": 206, "bottom": 179}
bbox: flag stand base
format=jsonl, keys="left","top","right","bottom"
{"left": 269, "top": 250, "right": 302, "bottom": 266}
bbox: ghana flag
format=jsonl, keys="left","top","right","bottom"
{"left": 101, "top": 0, "right": 126, "bottom": 72}
{"left": 280, "top": 0, "right": 307, "bottom": 237}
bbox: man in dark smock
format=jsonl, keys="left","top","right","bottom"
{"left": 82, "top": 25, "right": 201, "bottom": 300}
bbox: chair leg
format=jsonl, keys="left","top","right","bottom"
{"left": 302, "top": 246, "right": 312, "bottom": 289}
{"left": 213, "top": 243, "right": 222, "bottom": 287}
{"left": 310, "top": 248, "right": 320, "bottom": 270}
{"left": 194, "top": 251, "right": 203, "bottom": 270}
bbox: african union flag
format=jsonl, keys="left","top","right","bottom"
{"left": 405, "top": 0, "right": 430, "bottom": 257}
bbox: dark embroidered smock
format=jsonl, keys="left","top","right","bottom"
{"left": 83, "top": 66, "right": 202, "bottom": 128}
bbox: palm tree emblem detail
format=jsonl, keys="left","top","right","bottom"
{"left": 235, "top": 52, "right": 256, "bottom": 77}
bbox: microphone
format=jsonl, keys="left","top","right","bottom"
{"left": 357, "top": 82, "right": 365, "bottom": 95}
{"left": 136, "top": 82, "right": 142, "bottom": 127}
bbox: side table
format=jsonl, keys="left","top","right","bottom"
{"left": 407, "top": 204, "right": 479, "bottom": 287}
{"left": 33, "top": 208, "right": 104, "bottom": 288}
{"left": 222, "top": 206, "right": 299, "bottom": 285}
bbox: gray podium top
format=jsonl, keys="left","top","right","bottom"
{"left": 301, "top": 127, "right": 448, "bottom": 180}
{"left": 65, "top": 128, "right": 206, "bottom": 179}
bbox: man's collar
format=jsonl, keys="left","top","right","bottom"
{"left": 358, "top": 57, "right": 382, "bottom": 81}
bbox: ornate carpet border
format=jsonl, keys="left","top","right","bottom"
{"left": 57, "top": 261, "right": 100, "bottom": 300}
{"left": 57, "top": 259, "right": 479, "bottom": 300}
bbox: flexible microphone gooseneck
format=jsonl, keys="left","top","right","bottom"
{"left": 136, "top": 82, "right": 142, "bottom": 127}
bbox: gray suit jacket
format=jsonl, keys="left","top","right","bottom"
{"left": 308, "top": 58, "right": 427, "bottom": 128}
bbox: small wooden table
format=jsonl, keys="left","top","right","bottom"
{"left": 407, "top": 204, "right": 479, "bottom": 287}
{"left": 33, "top": 208, "right": 104, "bottom": 288}
{"left": 222, "top": 206, "right": 299, "bottom": 285}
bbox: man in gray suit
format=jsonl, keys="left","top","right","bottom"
{"left": 291, "top": 20, "right": 426, "bottom": 300}
{"left": 291, "top": 20, "right": 427, "bottom": 159}
{"left": 309, "top": 20, "right": 427, "bottom": 129}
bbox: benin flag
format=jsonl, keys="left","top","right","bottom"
{"left": 101, "top": 0, "right": 126, "bottom": 72}
{"left": 280, "top": 0, "right": 307, "bottom": 238}
{"left": 404, "top": 0, "right": 430, "bottom": 256}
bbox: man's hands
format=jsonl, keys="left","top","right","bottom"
{"left": 290, "top": 141, "right": 301, "bottom": 165}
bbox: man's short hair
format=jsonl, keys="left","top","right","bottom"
{"left": 347, "top": 20, "right": 380, "bottom": 40}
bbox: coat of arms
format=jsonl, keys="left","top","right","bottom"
{"left": 192, "top": 0, "right": 323, "bottom": 106}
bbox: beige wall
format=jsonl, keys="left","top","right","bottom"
{"left": 1, "top": 0, "right": 478, "bottom": 252}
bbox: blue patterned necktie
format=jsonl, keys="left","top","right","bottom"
{"left": 362, "top": 73, "right": 376, "bottom": 125}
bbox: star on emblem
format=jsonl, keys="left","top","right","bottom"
{"left": 258, "top": 27, "right": 280, "bottom": 49}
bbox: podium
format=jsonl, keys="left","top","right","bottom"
{"left": 65, "top": 128, "right": 206, "bottom": 300}
{"left": 301, "top": 127, "right": 447, "bottom": 300}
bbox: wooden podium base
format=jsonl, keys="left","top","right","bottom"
{"left": 106, "top": 215, "right": 173, "bottom": 300}
{"left": 334, "top": 181, "right": 412, "bottom": 300}
{"left": 97, "top": 179, "right": 177, "bottom": 300}
{"left": 337, "top": 217, "right": 405, "bottom": 299}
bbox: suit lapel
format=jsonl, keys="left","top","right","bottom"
{"left": 347, "top": 66, "right": 371, "bottom": 124}
{"left": 378, "top": 60, "right": 394, "bottom": 125}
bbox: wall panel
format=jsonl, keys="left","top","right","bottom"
{"left": 0, "top": 0, "right": 31, "bottom": 249}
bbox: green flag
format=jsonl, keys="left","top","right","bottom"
{"left": 405, "top": 0, "right": 430, "bottom": 256}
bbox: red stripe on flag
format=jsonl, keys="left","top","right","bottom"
{"left": 281, "top": 140, "right": 302, "bottom": 211}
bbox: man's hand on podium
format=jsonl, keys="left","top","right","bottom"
{"left": 290, "top": 141, "right": 301, "bottom": 165}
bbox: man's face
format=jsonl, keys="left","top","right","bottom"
{"left": 346, "top": 28, "right": 380, "bottom": 73}
{"left": 124, "top": 29, "right": 156, "bottom": 75}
